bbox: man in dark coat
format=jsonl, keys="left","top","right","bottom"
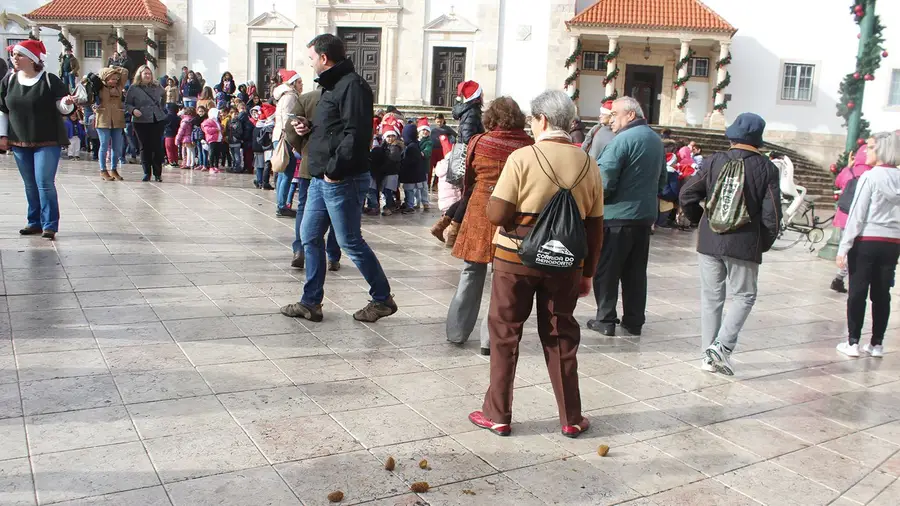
{"left": 679, "top": 112, "right": 781, "bottom": 376}
{"left": 280, "top": 33, "right": 396, "bottom": 324}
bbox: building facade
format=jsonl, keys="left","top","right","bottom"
{"left": 3, "top": 0, "right": 899, "bottom": 164}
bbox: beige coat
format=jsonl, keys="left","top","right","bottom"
{"left": 94, "top": 67, "right": 128, "bottom": 129}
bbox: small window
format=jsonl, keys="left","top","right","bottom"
{"left": 84, "top": 40, "right": 102, "bottom": 59}
{"left": 581, "top": 51, "right": 608, "bottom": 72}
{"left": 158, "top": 40, "right": 167, "bottom": 60}
{"left": 889, "top": 69, "right": 900, "bottom": 107}
{"left": 782, "top": 63, "right": 815, "bottom": 101}
{"left": 689, "top": 57, "right": 709, "bottom": 78}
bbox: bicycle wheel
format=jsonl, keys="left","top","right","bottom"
{"left": 771, "top": 203, "right": 813, "bottom": 251}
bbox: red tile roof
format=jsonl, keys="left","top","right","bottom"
{"left": 569, "top": 0, "right": 736, "bottom": 34}
{"left": 27, "top": 0, "right": 171, "bottom": 26}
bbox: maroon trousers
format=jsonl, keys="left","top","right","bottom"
{"left": 482, "top": 268, "right": 584, "bottom": 426}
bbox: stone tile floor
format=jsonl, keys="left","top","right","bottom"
{"left": 1, "top": 157, "right": 899, "bottom": 505}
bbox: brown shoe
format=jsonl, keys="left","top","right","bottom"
{"left": 327, "top": 260, "right": 341, "bottom": 272}
{"left": 430, "top": 215, "right": 452, "bottom": 243}
{"left": 110, "top": 170, "right": 124, "bottom": 181}
{"left": 19, "top": 226, "right": 42, "bottom": 235}
{"left": 100, "top": 170, "right": 114, "bottom": 181}
{"left": 280, "top": 302, "right": 323, "bottom": 322}
{"left": 353, "top": 297, "right": 398, "bottom": 323}
{"left": 291, "top": 252, "right": 304, "bottom": 269}
{"left": 41, "top": 230, "right": 56, "bottom": 240}
{"left": 445, "top": 221, "right": 461, "bottom": 248}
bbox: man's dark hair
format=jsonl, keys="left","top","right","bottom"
{"left": 307, "top": 34, "right": 346, "bottom": 63}
{"left": 386, "top": 105, "right": 398, "bottom": 113}
{"left": 435, "top": 113, "right": 445, "bottom": 120}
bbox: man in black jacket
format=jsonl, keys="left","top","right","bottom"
{"left": 679, "top": 113, "right": 781, "bottom": 376}
{"left": 280, "top": 33, "right": 397, "bottom": 324}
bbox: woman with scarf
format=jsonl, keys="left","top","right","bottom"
{"left": 0, "top": 39, "right": 77, "bottom": 240}
{"left": 94, "top": 65, "right": 129, "bottom": 181}
{"left": 445, "top": 97, "right": 533, "bottom": 355}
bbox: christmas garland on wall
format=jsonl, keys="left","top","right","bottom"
{"left": 712, "top": 51, "right": 732, "bottom": 111}
{"left": 602, "top": 90, "right": 619, "bottom": 104}
{"left": 602, "top": 67, "right": 619, "bottom": 86}
{"left": 604, "top": 46, "right": 620, "bottom": 63}
{"left": 109, "top": 35, "right": 129, "bottom": 51}
{"left": 830, "top": 0, "right": 887, "bottom": 180}
{"left": 57, "top": 33, "right": 72, "bottom": 52}
{"left": 673, "top": 49, "right": 695, "bottom": 109}
{"left": 143, "top": 36, "right": 158, "bottom": 67}
{"left": 563, "top": 39, "right": 583, "bottom": 99}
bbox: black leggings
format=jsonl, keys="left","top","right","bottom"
{"left": 847, "top": 240, "right": 900, "bottom": 346}
{"left": 446, "top": 187, "right": 473, "bottom": 223}
{"left": 134, "top": 121, "right": 165, "bottom": 178}
{"left": 208, "top": 142, "right": 225, "bottom": 168}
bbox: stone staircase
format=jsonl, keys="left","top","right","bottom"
{"left": 376, "top": 106, "right": 835, "bottom": 203}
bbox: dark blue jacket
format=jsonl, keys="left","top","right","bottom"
{"left": 163, "top": 107, "right": 180, "bottom": 137}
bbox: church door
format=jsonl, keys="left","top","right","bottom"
{"left": 337, "top": 27, "right": 381, "bottom": 101}
{"left": 431, "top": 47, "right": 466, "bottom": 107}
{"left": 257, "top": 43, "right": 287, "bottom": 99}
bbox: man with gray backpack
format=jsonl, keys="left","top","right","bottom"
{"left": 679, "top": 113, "right": 781, "bottom": 375}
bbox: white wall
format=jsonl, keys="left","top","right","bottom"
{"left": 188, "top": 0, "right": 231, "bottom": 79}
{"left": 4, "top": 1, "right": 61, "bottom": 74}
{"left": 496, "top": 0, "right": 551, "bottom": 112}
{"left": 703, "top": 0, "right": 899, "bottom": 135}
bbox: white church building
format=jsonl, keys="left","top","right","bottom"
{"left": 2, "top": 0, "right": 898, "bottom": 165}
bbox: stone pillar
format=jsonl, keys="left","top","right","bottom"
{"left": 605, "top": 36, "right": 618, "bottom": 100}
{"left": 60, "top": 24, "right": 71, "bottom": 49}
{"left": 709, "top": 41, "right": 731, "bottom": 130}
{"left": 30, "top": 24, "right": 41, "bottom": 39}
{"left": 565, "top": 35, "right": 579, "bottom": 97}
{"left": 146, "top": 26, "right": 157, "bottom": 73}
{"left": 671, "top": 39, "right": 691, "bottom": 126}
{"left": 384, "top": 25, "right": 398, "bottom": 104}
{"left": 115, "top": 26, "right": 125, "bottom": 54}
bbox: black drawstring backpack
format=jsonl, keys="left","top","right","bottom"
{"left": 517, "top": 146, "right": 590, "bottom": 272}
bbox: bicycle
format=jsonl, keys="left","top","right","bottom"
{"left": 770, "top": 196, "right": 834, "bottom": 251}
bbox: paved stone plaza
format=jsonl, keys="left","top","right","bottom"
{"left": 1, "top": 156, "right": 899, "bottom": 506}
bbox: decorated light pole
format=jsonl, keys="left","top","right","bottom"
{"left": 818, "top": 0, "right": 887, "bottom": 260}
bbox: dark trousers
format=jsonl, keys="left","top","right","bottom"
{"left": 847, "top": 240, "right": 900, "bottom": 346}
{"left": 242, "top": 141, "right": 254, "bottom": 173}
{"left": 592, "top": 225, "right": 651, "bottom": 329}
{"left": 134, "top": 121, "right": 165, "bottom": 178}
{"left": 88, "top": 138, "right": 100, "bottom": 160}
{"left": 446, "top": 191, "right": 471, "bottom": 223}
{"left": 208, "top": 142, "right": 225, "bottom": 168}
{"left": 483, "top": 269, "right": 584, "bottom": 426}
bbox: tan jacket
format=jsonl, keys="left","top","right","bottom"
{"left": 286, "top": 89, "right": 322, "bottom": 179}
{"left": 94, "top": 67, "right": 128, "bottom": 129}
{"left": 272, "top": 83, "right": 300, "bottom": 141}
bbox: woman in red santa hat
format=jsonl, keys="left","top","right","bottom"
{"left": 0, "top": 39, "right": 77, "bottom": 240}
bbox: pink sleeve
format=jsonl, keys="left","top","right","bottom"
{"left": 834, "top": 167, "right": 853, "bottom": 190}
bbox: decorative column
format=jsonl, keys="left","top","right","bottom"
{"left": 384, "top": 19, "right": 399, "bottom": 105}
{"left": 709, "top": 41, "right": 731, "bottom": 130}
{"left": 115, "top": 26, "right": 125, "bottom": 54}
{"left": 563, "top": 35, "right": 582, "bottom": 101}
{"left": 603, "top": 36, "right": 620, "bottom": 102}
{"left": 29, "top": 24, "right": 41, "bottom": 39}
{"left": 671, "top": 39, "right": 692, "bottom": 126}
{"left": 60, "top": 25, "right": 71, "bottom": 46}
{"left": 145, "top": 26, "right": 157, "bottom": 72}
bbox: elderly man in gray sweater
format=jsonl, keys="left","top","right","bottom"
{"left": 582, "top": 100, "right": 615, "bottom": 160}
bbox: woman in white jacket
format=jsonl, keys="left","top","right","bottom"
{"left": 836, "top": 131, "right": 900, "bottom": 358}
{"left": 272, "top": 70, "right": 302, "bottom": 217}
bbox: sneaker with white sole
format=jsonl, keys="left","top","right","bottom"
{"left": 701, "top": 357, "right": 717, "bottom": 373}
{"left": 836, "top": 342, "right": 860, "bottom": 357}
{"left": 705, "top": 341, "right": 734, "bottom": 376}
{"left": 861, "top": 343, "right": 884, "bottom": 358}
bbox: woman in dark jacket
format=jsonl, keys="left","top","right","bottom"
{"left": 398, "top": 123, "right": 426, "bottom": 214}
{"left": 180, "top": 71, "right": 202, "bottom": 108}
{"left": 218, "top": 71, "right": 236, "bottom": 99}
{"left": 125, "top": 65, "right": 167, "bottom": 182}
{"left": 452, "top": 80, "right": 484, "bottom": 145}
{"left": 0, "top": 40, "right": 76, "bottom": 240}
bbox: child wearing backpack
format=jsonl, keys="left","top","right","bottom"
{"left": 367, "top": 127, "right": 402, "bottom": 215}
{"left": 201, "top": 107, "right": 224, "bottom": 173}
{"left": 226, "top": 108, "right": 244, "bottom": 173}
{"left": 176, "top": 107, "right": 196, "bottom": 169}
{"left": 251, "top": 105, "right": 276, "bottom": 189}
{"left": 163, "top": 104, "right": 180, "bottom": 167}
{"left": 831, "top": 145, "right": 873, "bottom": 293}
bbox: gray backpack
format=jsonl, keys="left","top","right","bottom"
{"left": 707, "top": 153, "right": 751, "bottom": 233}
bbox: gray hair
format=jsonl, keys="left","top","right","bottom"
{"left": 614, "top": 96, "right": 645, "bottom": 119}
{"left": 871, "top": 131, "right": 900, "bottom": 166}
{"left": 530, "top": 90, "right": 577, "bottom": 131}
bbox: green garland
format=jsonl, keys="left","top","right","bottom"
{"left": 712, "top": 72, "right": 731, "bottom": 98}
{"left": 602, "top": 67, "right": 619, "bottom": 86}
{"left": 144, "top": 51, "right": 157, "bottom": 67}
{"left": 601, "top": 90, "right": 618, "bottom": 103}
{"left": 677, "top": 95, "right": 690, "bottom": 110}
{"left": 563, "top": 39, "right": 583, "bottom": 99}
{"left": 144, "top": 36, "right": 157, "bottom": 50}
{"left": 672, "top": 49, "right": 696, "bottom": 109}
{"left": 713, "top": 102, "right": 728, "bottom": 112}
{"left": 571, "top": 89, "right": 580, "bottom": 101}
{"left": 563, "top": 68, "right": 580, "bottom": 88}
{"left": 674, "top": 48, "right": 695, "bottom": 71}
{"left": 604, "top": 46, "right": 620, "bottom": 63}
{"left": 673, "top": 75, "right": 691, "bottom": 89}
{"left": 833, "top": 0, "right": 887, "bottom": 181}
{"left": 564, "top": 39, "right": 583, "bottom": 68}
{"left": 116, "top": 36, "right": 128, "bottom": 51}
{"left": 715, "top": 51, "right": 732, "bottom": 70}
{"left": 57, "top": 33, "right": 72, "bottom": 52}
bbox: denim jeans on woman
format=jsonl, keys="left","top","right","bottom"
{"left": 12, "top": 146, "right": 62, "bottom": 232}
{"left": 300, "top": 173, "right": 389, "bottom": 306}
{"left": 97, "top": 128, "right": 124, "bottom": 171}
{"left": 274, "top": 140, "right": 295, "bottom": 210}
{"left": 291, "top": 178, "right": 340, "bottom": 262}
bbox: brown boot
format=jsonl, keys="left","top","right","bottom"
{"left": 100, "top": 170, "right": 114, "bottom": 181}
{"left": 110, "top": 170, "right": 124, "bottom": 181}
{"left": 430, "top": 215, "right": 452, "bottom": 243}
{"left": 445, "top": 221, "right": 461, "bottom": 248}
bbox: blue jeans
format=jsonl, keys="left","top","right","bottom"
{"left": 291, "top": 178, "right": 339, "bottom": 261}
{"left": 183, "top": 98, "right": 196, "bottom": 108}
{"left": 230, "top": 145, "right": 242, "bottom": 171}
{"left": 300, "top": 173, "right": 389, "bottom": 306}
{"left": 274, "top": 141, "right": 295, "bottom": 210}
{"left": 255, "top": 164, "right": 270, "bottom": 187}
{"left": 97, "top": 128, "right": 124, "bottom": 171}
{"left": 13, "top": 146, "right": 61, "bottom": 232}
{"left": 63, "top": 72, "right": 76, "bottom": 90}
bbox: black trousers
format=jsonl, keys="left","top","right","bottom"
{"left": 847, "top": 240, "right": 900, "bottom": 346}
{"left": 592, "top": 225, "right": 651, "bottom": 329}
{"left": 208, "top": 142, "right": 225, "bottom": 168}
{"left": 134, "top": 121, "right": 165, "bottom": 178}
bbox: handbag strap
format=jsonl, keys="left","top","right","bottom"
{"left": 529, "top": 145, "right": 590, "bottom": 191}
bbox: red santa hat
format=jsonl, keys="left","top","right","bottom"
{"left": 599, "top": 100, "right": 614, "bottom": 116}
{"left": 416, "top": 117, "right": 431, "bottom": 133}
{"left": 380, "top": 119, "right": 401, "bottom": 138}
{"left": 259, "top": 103, "right": 276, "bottom": 120}
{"left": 7, "top": 39, "right": 47, "bottom": 64}
{"left": 456, "top": 80, "right": 482, "bottom": 103}
{"left": 439, "top": 135, "right": 453, "bottom": 157}
{"left": 277, "top": 69, "right": 300, "bottom": 85}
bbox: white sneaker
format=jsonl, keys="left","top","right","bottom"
{"left": 705, "top": 341, "right": 734, "bottom": 376}
{"left": 861, "top": 344, "right": 884, "bottom": 358}
{"left": 836, "top": 342, "right": 860, "bottom": 357}
{"left": 701, "top": 357, "right": 717, "bottom": 373}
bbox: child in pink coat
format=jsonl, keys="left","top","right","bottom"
{"left": 831, "top": 145, "right": 873, "bottom": 293}
{"left": 429, "top": 134, "right": 463, "bottom": 242}
{"left": 175, "top": 108, "right": 195, "bottom": 169}
{"left": 201, "top": 107, "right": 224, "bottom": 172}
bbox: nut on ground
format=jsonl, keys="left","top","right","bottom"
{"left": 597, "top": 444, "right": 610, "bottom": 457}
{"left": 384, "top": 456, "right": 396, "bottom": 471}
{"left": 327, "top": 491, "right": 344, "bottom": 502}
{"left": 410, "top": 482, "right": 430, "bottom": 493}
{"left": 418, "top": 459, "right": 429, "bottom": 469}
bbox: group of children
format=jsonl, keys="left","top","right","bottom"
{"left": 658, "top": 139, "right": 704, "bottom": 229}
{"left": 366, "top": 116, "right": 436, "bottom": 216}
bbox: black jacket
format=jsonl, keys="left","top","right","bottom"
{"left": 163, "top": 110, "right": 180, "bottom": 137}
{"left": 237, "top": 111, "right": 254, "bottom": 143}
{"left": 679, "top": 148, "right": 782, "bottom": 264}
{"left": 307, "top": 59, "right": 374, "bottom": 180}
{"left": 452, "top": 99, "right": 484, "bottom": 145}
